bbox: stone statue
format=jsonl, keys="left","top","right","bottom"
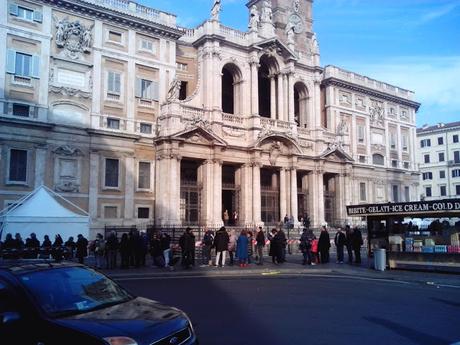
{"left": 248, "top": 5, "right": 260, "bottom": 32}
{"left": 82, "top": 27, "right": 92, "bottom": 52}
{"left": 211, "top": 0, "right": 221, "bottom": 21}
{"left": 167, "top": 77, "right": 182, "bottom": 102}
{"left": 261, "top": 1, "right": 273, "bottom": 23}
{"left": 55, "top": 18, "right": 67, "bottom": 47}
{"left": 285, "top": 21, "right": 295, "bottom": 45}
{"left": 53, "top": 16, "right": 92, "bottom": 59}
{"left": 336, "top": 118, "right": 348, "bottom": 136}
{"left": 312, "top": 33, "right": 320, "bottom": 54}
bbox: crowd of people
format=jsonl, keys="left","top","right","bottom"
{"left": 0, "top": 224, "right": 365, "bottom": 270}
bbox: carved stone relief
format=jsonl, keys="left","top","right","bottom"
{"left": 54, "top": 16, "right": 93, "bottom": 59}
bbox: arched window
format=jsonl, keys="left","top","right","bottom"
{"left": 372, "top": 154, "right": 385, "bottom": 166}
{"left": 294, "top": 82, "right": 309, "bottom": 128}
{"left": 221, "top": 64, "right": 242, "bottom": 115}
{"left": 258, "top": 55, "right": 279, "bottom": 119}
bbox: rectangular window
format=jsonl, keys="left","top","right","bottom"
{"left": 420, "top": 139, "right": 431, "bottom": 148}
{"left": 140, "top": 123, "right": 152, "bottom": 134}
{"left": 440, "top": 185, "right": 447, "bottom": 197}
{"left": 453, "top": 169, "right": 460, "bottom": 178}
{"left": 439, "top": 152, "right": 445, "bottom": 162}
{"left": 357, "top": 125, "right": 365, "bottom": 143}
{"left": 440, "top": 170, "right": 446, "bottom": 179}
{"left": 358, "top": 155, "right": 366, "bottom": 163}
{"left": 104, "top": 206, "right": 118, "bottom": 219}
{"left": 454, "top": 151, "right": 460, "bottom": 163}
{"left": 177, "top": 62, "right": 188, "bottom": 71}
{"left": 402, "top": 134, "right": 408, "bottom": 151}
{"left": 422, "top": 172, "right": 433, "bottom": 180}
{"left": 390, "top": 132, "right": 396, "bottom": 150}
{"left": 138, "top": 162, "right": 151, "bottom": 189}
{"left": 392, "top": 185, "right": 399, "bottom": 202}
{"left": 15, "top": 52, "right": 31, "bottom": 77}
{"left": 425, "top": 186, "right": 432, "bottom": 197}
{"left": 454, "top": 135, "right": 459, "bottom": 143}
{"left": 438, "top": 137, "right": 444, "bottom": 145}
{"left": 424, "top": 154, "right": 430, "bottom": 163}
{"left": 404, "top": 186, "right": 410, "bottom": 202}
{"left": 18, "top": 6, "right": 34, "bottom": 20}
{"left": 141, "top": 40, "right": 153, "bottom": 51}
{"left": 105, "top": 158, "right": 119, "bottom": 188}
{"left": 12, "top": 104, "right": 30, "bottom": 117}
{"left": 137, "top": 207, "right": 150, "bottom": 219}
{"left": 457, "top": 185, "right": 460, "bottom": 195}
{"left": 9, "top": 149, "right": 27, "bottom": 183}
{"left": 359, "top": 182, "right": 366, "bottom": 201}
{"left": 107, "top": 118, "right": 120, "bottom": 129}
{"left": 108, "top": 31, "right": 122, "bottom": 43}
{"left": 107, "top": 71, "right": 121, "bottom": 95}
{"left": 141, "top": 79, "right": 152, "bottom": 99}
{"left": 391, "top": 160, "right": 398, "bottom": 168}
{"left": 403, "top": 162, "right": 409, "bottom": 169}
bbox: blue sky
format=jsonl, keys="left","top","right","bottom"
{"left": 140, "top": 0, "right": 460, "bottom": 127}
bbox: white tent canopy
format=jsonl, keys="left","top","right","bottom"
{"left": 0, "top": 185, "right": 90, "bottom": 243}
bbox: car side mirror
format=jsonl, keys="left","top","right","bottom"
{"left": 1, "top": 311, "right": 21, "bottom": 324}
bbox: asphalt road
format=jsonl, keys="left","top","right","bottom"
{"left": 118, "top": 275, "right": 460, "bottom": 345}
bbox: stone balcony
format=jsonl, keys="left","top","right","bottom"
{"left": 180, "top": 20, "right": 251, "bottom": 46}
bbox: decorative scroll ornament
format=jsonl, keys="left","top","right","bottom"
{"left": 55, "top": 181, "right": 80, "bottom": 193}
{"left": 54, "top": 16, "right": 93, "bottom": 59}
{"left": 53, "top": 145, "right": 84, "bottom": 156}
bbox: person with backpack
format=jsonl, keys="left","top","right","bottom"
{"left": 299, "top": 228, "right": 312, "bottom": 265}
{"left": 213, "top": 227, "right": 229, "bottom": 267}
{"left": 334, "top": 227, "right": 346, "bottom": 264}
{"left": 201, "top": 229, "right": 214, "bottom": 266}
{"left": 255, "top": 227, "right": 265, "bottom": 265}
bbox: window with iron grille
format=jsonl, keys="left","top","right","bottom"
{"left": 105, "top": 158, "right": 119, "bottom": 188}
{"left": 138, "top": 162, "right": 151, "bottom": 189}
{"left": 9, "top": 149, "right": 27, "bottom": 182}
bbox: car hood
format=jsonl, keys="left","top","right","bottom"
{"left": 54, "top": 297, "right": 189, "bottom": 342}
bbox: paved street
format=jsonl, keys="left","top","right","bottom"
{"left": 116, "top": 270, "right": 460, "bottom": 345}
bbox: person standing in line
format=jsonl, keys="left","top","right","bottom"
{"left": 76, "top": 234, "right": 88, "bottom": 265}
{"left": 268, "top": 229, "right": 279, "bottom": 264}
{"left": 352, "top": 227, "right": 364, "bottom": 264}
{"left": 179, "top": 227, "right": 195, "bottom": 269}
{"left": 93, "top": 233, "right": 105, "bottom": 269}
{"left": 311, "top": 235, "right": 319, "bottom": 265}
{"left": 299, "top": 228, "right": 312, "bottom": 265}
{"left": 139, "top": 231, "right": 149, "bottom": 267}
{"left": 64, "top": 236, "right": 76, "bottom": 260}
{"left": 255, "top": 227, "right": 265, "bottom": 265}
{"left": 25, "top": 233, "right": 40, "bottom": 259}
{"left": 213, "top": 226, "right": 229, "bottom": 267}
{"left": 223, "top": 209, "right": 230, "bottom": 226}
{"left": 228, "top": 229, "right": 237, "bottom": 266}
{"left": 105, "top": 231, "right": 118, "bottom": 269}
{"left": 345, "top": 225, "right": 354, "bottom": 264}
{"left": 334, "top": 228, "right": 346, "bottom": 264}
{"left": 160, "top": 232, "right": 171, "bottom": 267}
{"left": 150, "top": 233, "right": 164, "bottom": 268}
{"left": 119, "top": 233, "right": 130, "bottom": 269}
{"left": 277, "top": 229, "right": 287, "bottom": 263}
{"left": 201, "top": 229, "right": 214, "bottom": 266}
{"left": 236, "top": 229, "right": 249, "bottom": 267}
{"left": 52, "top": 234, "right": 64, "bottom": 262}
{"left": 247, "top": 230, "right": 254, "bottom": 264}
{"left": 318, "top": 225, "right": 331, "bottom": 263}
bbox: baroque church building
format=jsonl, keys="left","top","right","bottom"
{"left": 0, "top": 0, "right": 420, "bottom": 234}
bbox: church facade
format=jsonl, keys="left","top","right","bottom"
{"left": 0, "top": 0, "right": 420, "bottom": 235}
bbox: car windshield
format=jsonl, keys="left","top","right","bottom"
{"left": 18, "top": 266, "right": 133, "bottom": 318}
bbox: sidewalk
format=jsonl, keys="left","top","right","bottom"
{"left": 98, "top": 254, "right": 460, "bottom": 289}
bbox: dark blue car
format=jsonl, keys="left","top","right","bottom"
{"left": 0, "top": 260, "right": 197, "bottom": 345}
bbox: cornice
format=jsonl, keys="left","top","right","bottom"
{"left": 322, "top": 77, "right": 421, "bottom": 111}
{"left": 38, "top": 0, "right": 184, "bottom": 40}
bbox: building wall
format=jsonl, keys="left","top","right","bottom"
{"left": 417, "top": 123, "right": 460, "bottom": 200}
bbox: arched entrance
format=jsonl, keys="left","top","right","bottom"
{"left": 221, "top": 63, "right": 242, "bottom": 115}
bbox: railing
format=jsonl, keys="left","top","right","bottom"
{"left": 222, "top": 113, "right": 244, "bottom": 125}
{"left": 91, "top": 113, "right": 156, "bottom": 137}
{"left": 297, "top": 127, "right": 310, "bottom": 136}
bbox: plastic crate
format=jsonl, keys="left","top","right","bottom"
{"left": 422, "top": 246, "right": 435, "bottom": 253}
{"left": 434, "top": 245, "right": 447, "bottom": 253}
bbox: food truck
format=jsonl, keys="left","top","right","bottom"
{"left": 346, "top": 199, "right": 460, "bottom": 272}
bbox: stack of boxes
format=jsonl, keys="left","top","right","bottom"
{"left": 448, "top": 233, "right": 460, "bottom": 253}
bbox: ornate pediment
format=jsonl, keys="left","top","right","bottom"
{"left": 254, "top": 38, "right": 298, "bottom": 60}
{"left": 172, "top": 126, "right": 227, "bottom": 147}
{"left": 320, "top": 143, "right": 354, "bottom": 162}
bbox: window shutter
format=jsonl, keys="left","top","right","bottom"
{"left": 108, "top": 72, "right": 114, "bottom": 92}
{"left": 6, "top": 49, "right": 16, "bottom": 74}
{"left": 115, "top": 73, "right": 121, "bottom": 93}
{"left": 135, "top": 78, "right": 142, "bottom": 98}
{"left": 9, "top": 3, "right": 19, "bottom": 16}
{"left": 151, "top": 81, "right": 159, "bottom": 101}
{"left": 31, "top": 55, "right": 40, "bottom": 78}
{"left": 33, "top": 10, "right": 42, "bottom": 22}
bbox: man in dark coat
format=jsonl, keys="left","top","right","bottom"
{"left": 268, "top": 229, "right": 279, "bottom": 264}
{"left": 352, "top": 227, "right": 364, "bottom": 264}
{"left": 105, "top": 231, "right": 119, "bottom": 269}
{"left": 213, "top": 226, "right": 229, "bottom": 267}
{"left": 76, "top": 234, "right": 88, "bottom": 264}
{"left": 318, "top": 226, "right": 331, "bottom": 263}
{"left": 24, "top": 233, "right": 40, "bottom": 259}
{"left": 299, "top": 228, "right": 312, "bottom": 265}
{"left": 345, "top": 225, "right": 354, "bottom": 264}
{"left": 276, "top": 229, "right": 287, "bottom": 263}
{"left": 179, "top": 227, "right": 195, "bottom": 269}
{"left": 255, "top": 227, "right": 265, "bottom": 265}
{"left": 334, "top": 228, "right": 346, "bottom": 264}
{"left": 201, "top": 230, "right": 214, "bottom": 266}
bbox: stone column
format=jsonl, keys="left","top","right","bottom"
{"left": 34, "top": 145, "right": 47, "bottom": 188}
{"left": 290, "top": 168, "right": 298, "bottom": 223}
{"left": 201, "top": 159, "right": 214, "bottom": 225}
{"left": 240, "top": 163, "right": 253, "bottom": 224}
{"left": 168, "top": 155, "right": 181, "bottom": 224}
{"left": 309, "top": 169, "right": 324, "bottom": 228}
{"left": 336, "top": 173, "right": 345, "bottom": 223}
{"left": 252, "top": 162, "right": 262, "bottom": 224}
{"left": 250, "top": 59, "right": 259, "bottom": 116}
{"left": 279, "top": 168, "right": 287, "bottom": 220}
{"left": 89, "top": 152, "right": 99, "bottom": 220}
{"left": 288, "top": 73, "right": 295, "bottom": 123}
{"left": 277, "top": 73, "right": 284, "bottom": 121}
{"left": 270, "top": 75, "right": 277, "bottom": 119}
{"left": 283, "top": 74, "right": 288, "bottom": 122}
{"left": 155, "top": 155, "right": 166, "bottom": 225}
{"left": 124, "top": 156, "right": 134, "bottom": 220}
{"left": 213, "top": 159, "right": 223, "bottom": 226}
